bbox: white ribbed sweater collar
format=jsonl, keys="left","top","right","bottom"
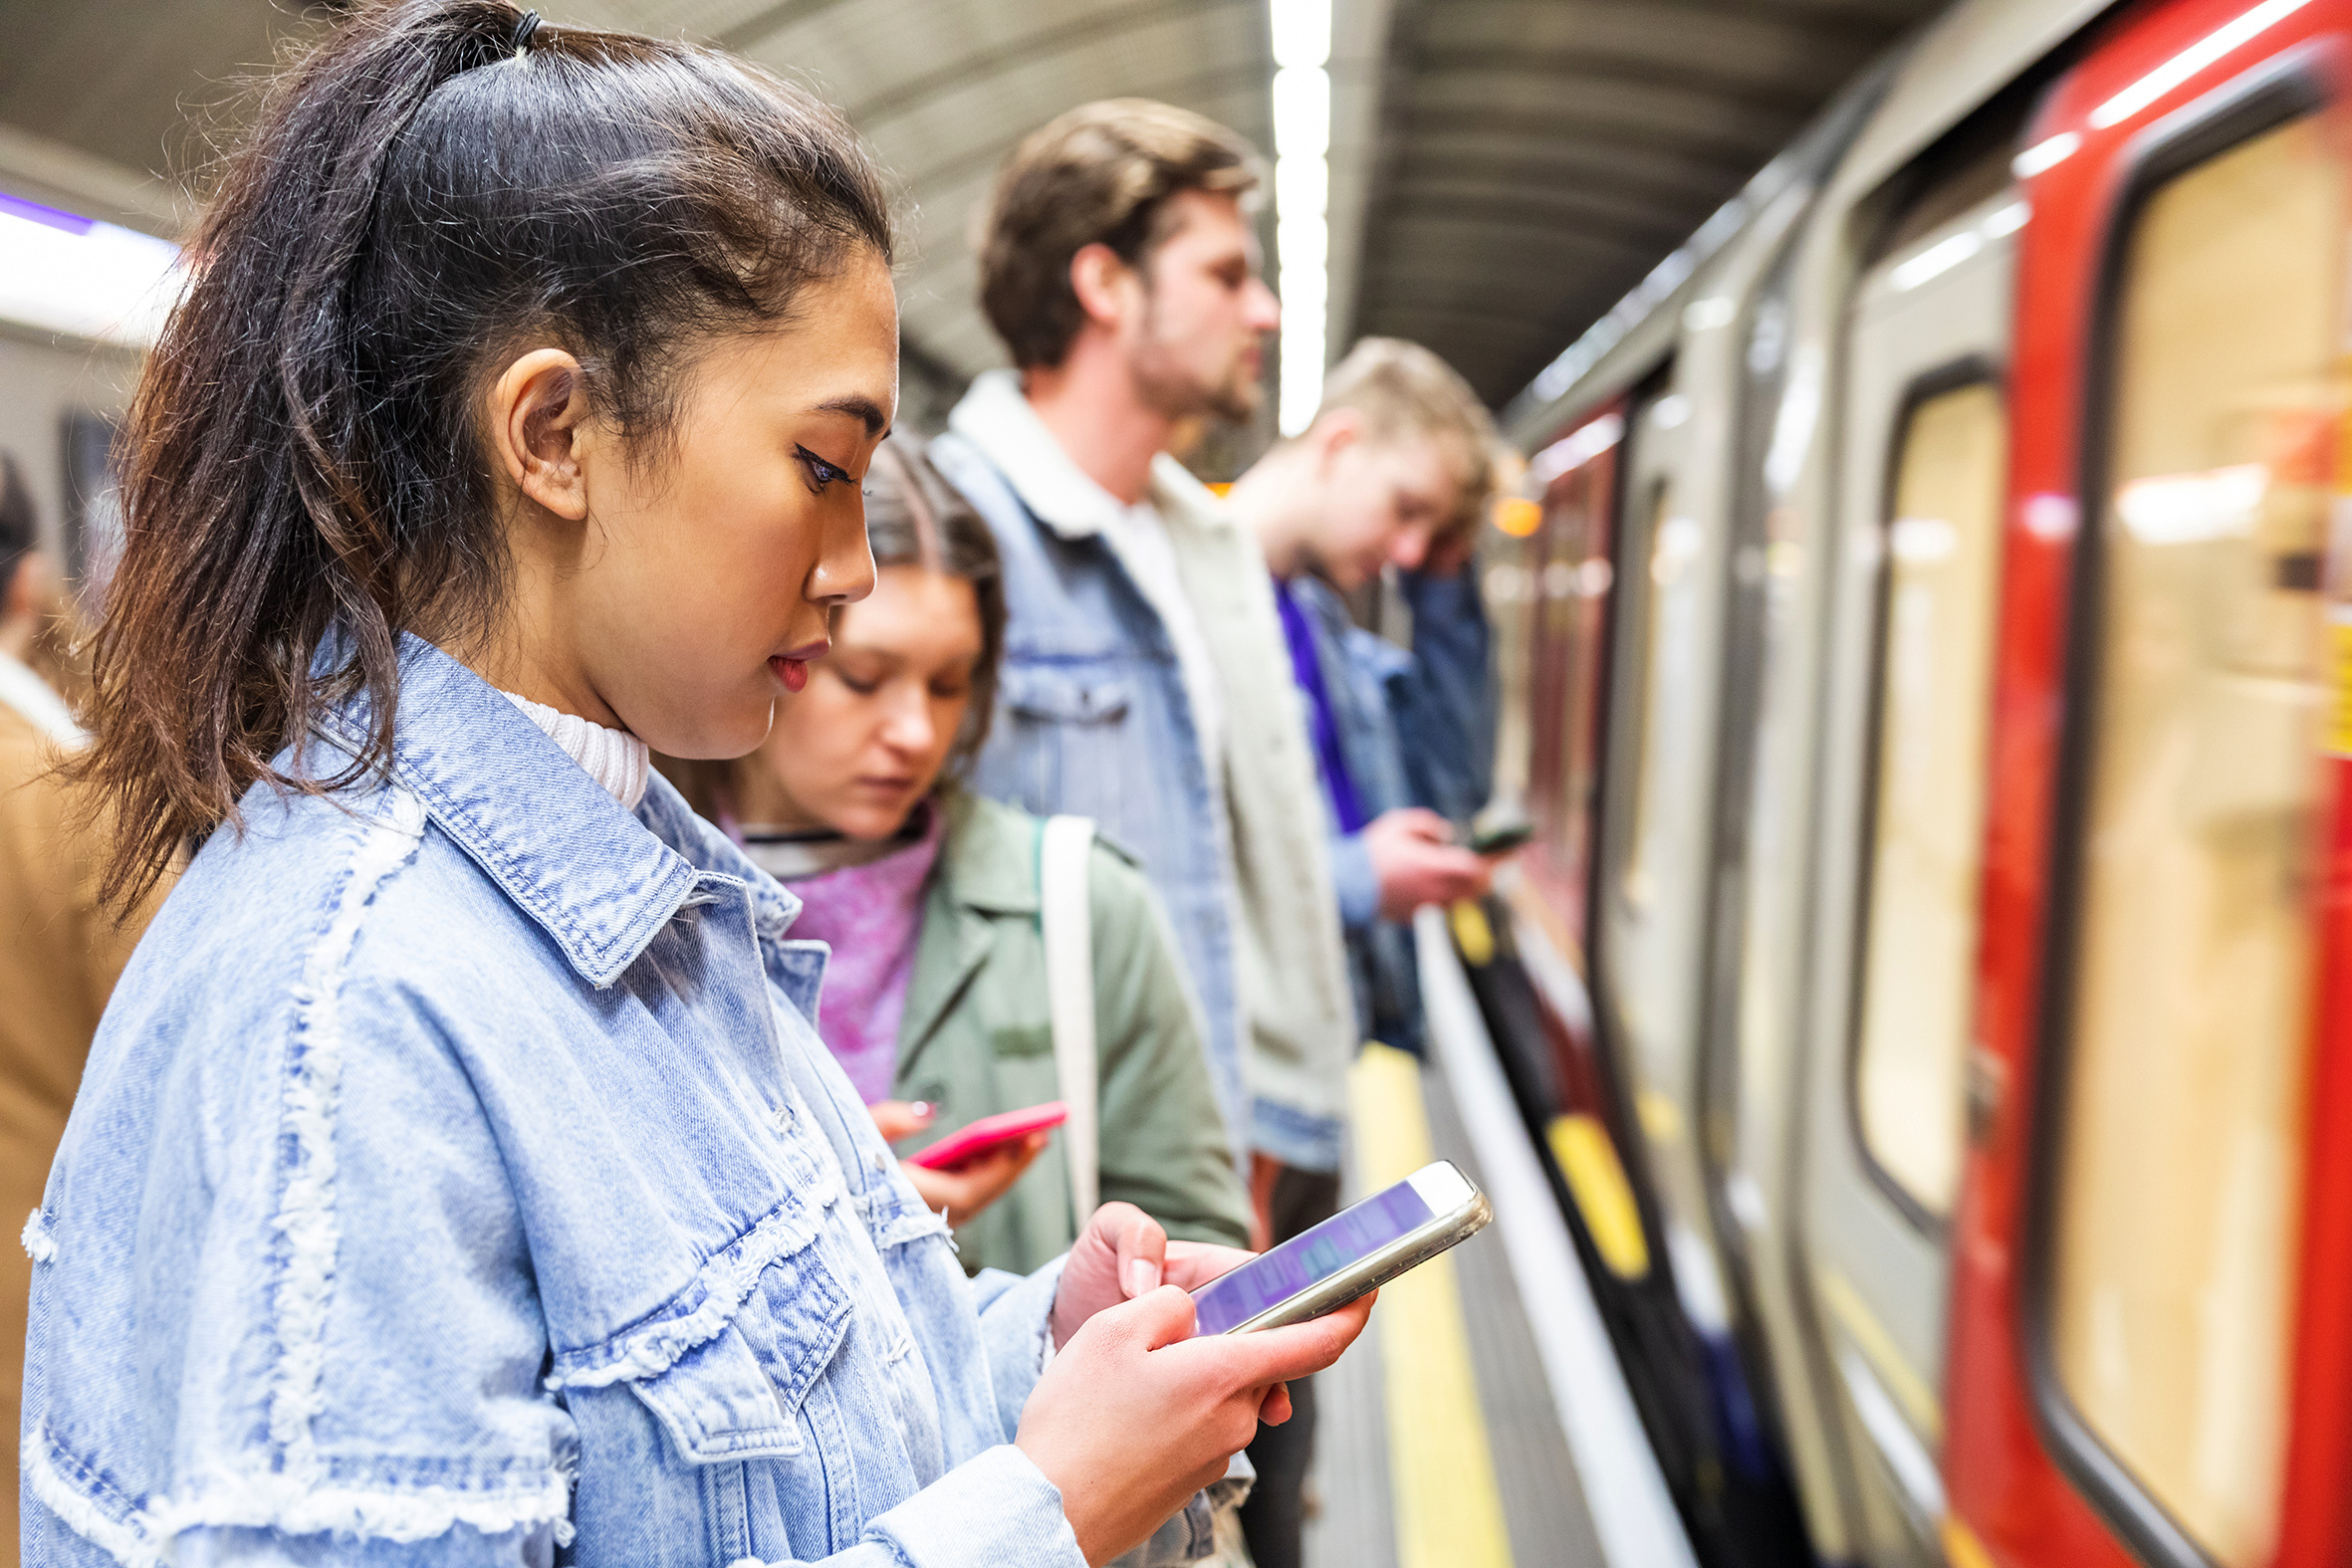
{"left": 498, "top": 690, "right": 649, "bottom": 809}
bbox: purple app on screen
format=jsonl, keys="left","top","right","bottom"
{"left": 1191, "top": 1179, "right": 1436, "bottom": 1334}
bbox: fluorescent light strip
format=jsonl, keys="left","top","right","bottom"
{"left": 1271, "top": 0, "right": 1331, "bottom": 436}
{"left": 0, "top": 192, "right": 181, "bottom": 346}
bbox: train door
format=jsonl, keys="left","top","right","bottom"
{"left": 1593, "top": 368, "right": 1700, "bottom": 1159}
{"left": 1945, "top": 1, "right": 2352, "bottom": 1564}
{"left": 1590, "top": 188, "right": 1816, "bottom": 1365}
{"left": 1799, "top": 172, "right": 2021, "bottom": 1563}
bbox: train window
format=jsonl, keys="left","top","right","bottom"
{"left": 1619, "top": 477, "right": 1696, "bottom": 913}
{"left": 2049, "top": 112, "right": 2340, "bottom": 1568}
{"left": 1851, "top": 376, "right": 2006, "bottom": 1222}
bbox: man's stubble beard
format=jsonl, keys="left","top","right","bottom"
{"left": 1129, "top": 294, "right": 1263, "bottom": 426}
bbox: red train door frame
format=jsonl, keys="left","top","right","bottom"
{"left": 1944, "top": 1, "right": 2352, "bottom": 1566}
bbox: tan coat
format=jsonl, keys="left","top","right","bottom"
{"left": 0, "top": 700, "right": 160, "bottom": 1558}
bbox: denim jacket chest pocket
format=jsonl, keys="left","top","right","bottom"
{"left": 997, "top": 662, "right": 1139, "bottom": 829}
{"left": 550, "top": 1088, "right": 955, "bottom": 1564}
{"left": 1001, "top": 665, "right": 1132, "bottom": 728}
{"left": 549, "top": 1103, "right": 854, "bottom": 1454}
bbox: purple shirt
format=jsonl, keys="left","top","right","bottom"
{"left": 1275, "top": 574, "right": 1367, "bottom": 834}
{"left": 769, "top": 811, "right": 946, "bottom": 1103}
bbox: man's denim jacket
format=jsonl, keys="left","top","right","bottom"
{"left": 20, "top": 639, "right": 1090, "bottom": 1568}
{"left": 932, "top": 417, "right": 1356, "bottom": 1175}
{"left": 1289, "top": 576, "right": 1424, "bottom": 1056}
{"left": 1390, "top": 565, "right": 1495, "bottom": 829}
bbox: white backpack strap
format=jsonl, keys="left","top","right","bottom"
{"left": 1039, "top": 814, "right": 1100, "bottom": 1226}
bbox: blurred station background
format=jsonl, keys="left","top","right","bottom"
{"left": 5, "top": 1, "right": 2350, "bottom": 1567}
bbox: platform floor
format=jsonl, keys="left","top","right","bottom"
{"left": 1302, "top": 1044, "right": 1605, "bottom": 1568}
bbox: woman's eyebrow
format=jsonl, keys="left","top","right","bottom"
{"left": 814, "top": 394, "right": 889, "bottom": 437}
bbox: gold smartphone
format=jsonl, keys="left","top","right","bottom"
{"left": 1191, "top": 1160, "right": 1493, "bottom": 1334}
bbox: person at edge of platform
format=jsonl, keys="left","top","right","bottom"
{"left": 28, "top": 9, "right": 1369, "bottom": 1567}
{"left": 1224, "top": 338, "right": 1501, "bottom": 1065}
{"left": 927, "top": 99, "right": 1358, "bottom": 1568}
{"left": 661, "top": 434, "right": 1251, "bottom": 1277}
{"left": 1389, "top": 544, "right": 1499, "bottom": 832}
{"left": 0, "top": 451, "right": 172, "bottom": 1561}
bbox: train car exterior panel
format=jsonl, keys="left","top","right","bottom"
{"left": 1948, "top": 2, "right": 2352, "bottom": 1565}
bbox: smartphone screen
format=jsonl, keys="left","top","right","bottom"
{"left": 1192, "top": 1177, "right": 1437, "bottom": 1334}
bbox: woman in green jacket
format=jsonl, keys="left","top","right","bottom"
{"left": 671, "top": 437, "right": 1250, "bottom": 1274}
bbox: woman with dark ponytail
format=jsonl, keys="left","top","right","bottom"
{"left": 31, "top": 6, "right": 1364, "bottom": 1565}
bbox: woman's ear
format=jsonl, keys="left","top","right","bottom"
{"left": 487, "top": 348, "right": 592, "bottom": 523}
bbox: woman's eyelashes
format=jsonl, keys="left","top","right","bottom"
{"left": 797, "top": 445, "right": 852, "bottom": 492}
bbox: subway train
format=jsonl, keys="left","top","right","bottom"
{"left": 1464, "top": 0, "right": 2352, "bottom": 1566}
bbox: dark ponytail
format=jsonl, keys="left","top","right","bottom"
{"left": 83, "top": 0, "right": 893, "bottom": 907}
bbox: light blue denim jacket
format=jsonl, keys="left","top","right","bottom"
{"left": 20, "top": 637, "right": 1092, "bottom": 1568}
{"left": 1287, "top": 576, "right": 1423, "bottom": 1057}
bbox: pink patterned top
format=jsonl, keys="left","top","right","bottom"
{"left": 740, "top": 805, "right": 947, "bottom": 1104}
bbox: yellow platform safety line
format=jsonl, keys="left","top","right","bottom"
{"left": 1545, "top": 1113, "right": 1651, "bottom": 1281}
{"left": 1349, "top": 1043, "right": 1516, "bottom": 1568}
{"left": 1448, "top": 898, "right": 1497, "bottom": 967}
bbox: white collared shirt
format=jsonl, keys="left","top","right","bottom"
{"left": 0, "top": 649, "right": 85, "bottom": 749}
{"left": 948, "top": 370, "right": 1228, "bottom": 789}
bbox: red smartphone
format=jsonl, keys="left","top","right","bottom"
{"left": 906, "top": 1101, "right": 1069, "bottom": 1170}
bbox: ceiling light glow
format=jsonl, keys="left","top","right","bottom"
{"left": 1270, "top": 0, "right": 1330, "bottom": 68}
{"left": 0, "top": 192, "right": 181, "bottom": 346}
{"left": 1270, "top": 2, "right": 1331, "bottom": 436}
{"left": 2090, "top": 0, "right": 2312, "bottom": 127}
{"left": 2010, "top": 131, "right": 2080, "bottom": 179}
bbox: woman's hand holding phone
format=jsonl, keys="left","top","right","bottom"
{"left": 868, "top": 1100, "right": 1049, "bottom": 1229}
{"left": 1050, "top": 1201, "right": 1256, "bottom": 1348}
{"left": 902, "top": 1134, "right": 1049, "bottom": 1226}
{"left": 1022, "top": 1203, "right": 1373, "bottom": 1565}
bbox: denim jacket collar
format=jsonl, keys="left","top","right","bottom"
{"left": 948, "top": 370, "right": 1235, "bottom": 550}
{"left": 311, "top": 633, "right": 782, "bottom": 990}
{"left": 948, "top": 370, "right": 1134, "bottom": 543}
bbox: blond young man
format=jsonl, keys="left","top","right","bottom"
{"left": 1212, "top": 339, "right": 1500, "bottom": 1558}
{"left": 1226, "top": 339, "right": 1501, "bottom": 1062}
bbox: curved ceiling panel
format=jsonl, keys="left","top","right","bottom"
{"left": 1350, "top": 0, "right": 1941, "bottom": 404}
{"left": 0, "top": 0, "right": 1942, "bottom": 418}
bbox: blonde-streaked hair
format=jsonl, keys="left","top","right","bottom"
{"left": 1313, "top": 337, "right": 1500, "bottom": 542}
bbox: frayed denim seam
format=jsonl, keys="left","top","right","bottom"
{"left": 542, "top": 1178, "right": 844, "bottom": 1393}
{"left": 269, "top": 788, "right": 426, "bottom": 1485}
{"left": 23, "top": 1206, "right": 56, "bottom": 1262}
{"left": 24, "top": 1428, "right": 162, "bottom": 1568}
{"left": 143, "top": 1467, "right": 579, "bottom": 1549}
